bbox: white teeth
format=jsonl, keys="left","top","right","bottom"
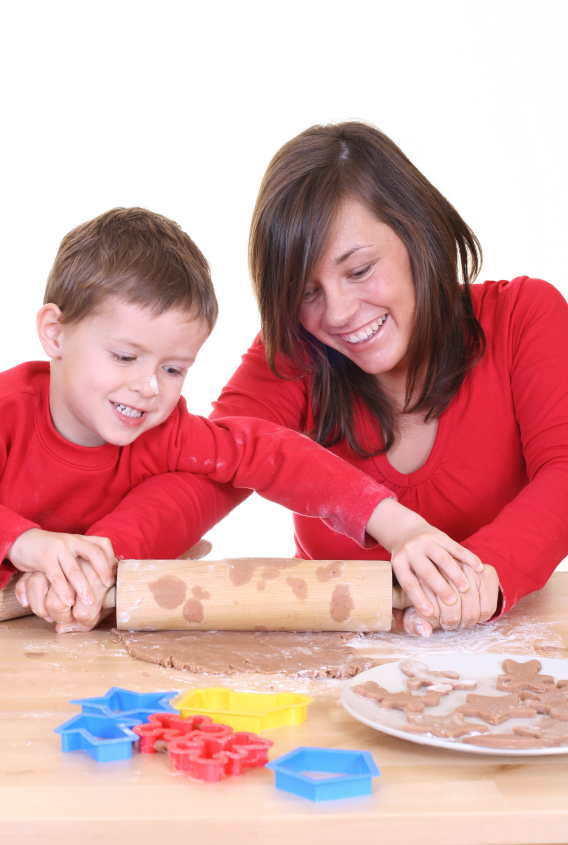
{"left": 343, "top": 315, "right": 387, "bottom": 344}
{"left": 114, "top": 403, "right": 143, "bottom": 418}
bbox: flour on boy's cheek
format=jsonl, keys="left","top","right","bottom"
{"left": 148, "top": 375, "right": 159, "bottom": 396}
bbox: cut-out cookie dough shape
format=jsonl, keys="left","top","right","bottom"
{"left": 403, "top": 712, "right": 490, "bottom": 739}
{"left": 513, "top": 717, "right": 568, "bottom": 746}
{"left": 520, "top": 688, "right": 568, "bottom": 721}
{"left": 400, "top": 660, "right": 477, "bottom": 692}
{"left": 461, "top": 733, "right": 544, "bottom": 749}
{"left": 353, "top": 680, "right": 448, "bottom": 714}
{"left": 496, "top": 659, "right": 555, "bottom": 693}
{"left": 557, "top": 679, "right": 568, "bottom": 689}
{"left": 454, "top": 693, "right": 537, "bottom": 725}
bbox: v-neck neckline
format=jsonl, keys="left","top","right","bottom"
{"left": 372, "top": 395, "right": 456, "bottom": 487}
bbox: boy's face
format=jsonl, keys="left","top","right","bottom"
{"left": 49, "top": 300, "right": 210, "bottom": 447}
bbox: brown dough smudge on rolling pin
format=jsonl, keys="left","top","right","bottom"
{"left": 257, "top": 561, "right": 299, "bottom": 592}
{"left": 255, "top": 623, "right": 269, "bottom": 632}
{"left": 286, "top": 575, "right": 308, "bottom": 601}
{"left": 330, "top": 583, "right": 355, "bottom": 623}
{"left": 182, "top": 598, "right": 206, "bottom": 625}
{"left": 112, "top": 630, "right": 375, "bottom": 679}
{"left": 191, "top": 585, "right": 210, "bottom": 600}
{"left": 256, "top": 580, "right": 266, "bottom": 591}
{"left": 316, "top": 562, "right": 344, "bottom": 582}
{"left": 148, "top": 575, "right": 187, "bottom": 610}
{"left": 227, "top": 560, "right": 256, "bottom": 586}
{"left": 25, "top": 652, "right": 47, "bottom": 659}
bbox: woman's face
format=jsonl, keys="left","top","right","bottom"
{"left": 298, "top": 199, "right": 416, "bottom": 390}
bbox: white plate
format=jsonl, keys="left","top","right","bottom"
{"left": 340, "top": 654, "right": 568, "bottom": 756}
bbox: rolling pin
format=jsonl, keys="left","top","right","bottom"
{"left": 0, "top": 557, "right": 411, "bottom": 631}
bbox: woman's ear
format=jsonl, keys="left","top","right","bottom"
{"left": 37, "top": 304, "right": 65, "bottom": 359}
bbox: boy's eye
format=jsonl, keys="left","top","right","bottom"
{"left": 163, "top": 366, "right": 185, "bottom": 377}
{"left": 111, "top": 352, "right": 136, "bottom": 363}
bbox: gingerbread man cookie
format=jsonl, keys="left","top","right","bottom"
{"left": 403, "top": 712, "right": 490, "bottom": 739}
{"left": 353, "top": 680, "right": 448, "bottom": 714}
{"left": 400, "top": 660, "right": 477, "bottom": 692}
{"left": 557, "top": 679, "right": 568, "bottom": 689}
{"left": 496, "top": 659, "right": 555, "bottom": 693}
{"left": 454, "top": 693, "right": 537, "bottom": 725}
{"left": 520, "top": 688, "right": 568, "bottom": 721}
{"left": 513, "top": 717, "right": 568, "bottom": 746}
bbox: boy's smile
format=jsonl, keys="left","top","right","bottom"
{"left": 45, "top": 299, "right": 210, "bottom": 447}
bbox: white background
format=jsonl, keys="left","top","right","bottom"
{"left": 1, "top": 0, "right": 567, "bottom": 566}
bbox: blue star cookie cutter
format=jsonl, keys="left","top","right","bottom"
{"left": 70, "top": 687, "right": 178, "bottom": 723}
{"left": 266, "top": 746, "right": 380, "bottom": 802}
{"left": 54, "top": 714, "right": 140, "bottom": 762}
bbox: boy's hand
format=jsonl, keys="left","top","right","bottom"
{"left": 366, "top": 498, "right": 484, "bottom": 617}
{"left": 394, "top": 563, "right": 500, "bottom": 636}
{"left": 16, "top": 559, "right": 113, "bottom": 632}
{"left": 7, "top": 529, "right": 117, "bottom": 608}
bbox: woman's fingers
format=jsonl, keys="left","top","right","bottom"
{"left": 478, "top": 564, "right": 500, "bottom": 621}
{"left": 76, "top": 535, "right": 118, "bottom": 586}
{"left": 393, "top": 549, "right": 458, "bottom": 608}
{"left": 391, "top": 564, "right": 435, "bottom": 616}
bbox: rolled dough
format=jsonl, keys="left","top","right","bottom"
{"left": 112, "top": 630, "right": 375, "bottom": 678}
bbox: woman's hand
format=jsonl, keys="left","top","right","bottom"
{"left": 367, "top": 497, "right": 484, "bottom": 617}
{"left": 395, "top": 563, "right": 500, "bottom": 635}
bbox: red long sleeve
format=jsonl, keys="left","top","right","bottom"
{"left": 0, "top": 362, "right": 394, "bottom": 583}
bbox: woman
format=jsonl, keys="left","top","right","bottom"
{"left": 36, "top": 122, "right": 568, "bottom": 635}
{"left": 207, "top": 121, "right": 568, "bottom": 633}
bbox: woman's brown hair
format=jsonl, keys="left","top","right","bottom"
{"left": 249, "top": 121, "right": 485, "bottom": 456}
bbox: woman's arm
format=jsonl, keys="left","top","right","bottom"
{"left": 460, "top": 278, "right": 568, "bottom": 613}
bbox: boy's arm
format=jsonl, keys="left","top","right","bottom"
{"left": 87, "top": 473, "right": 246, "bottom": 560}
{"left": 0, "top": 504, "right": 41, "bottom": 589}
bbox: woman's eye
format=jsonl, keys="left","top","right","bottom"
{"left": 111, "top": 352, "right": 136, "bottom": 363}
{"left": 350, "top": 263, "right": 373, "bottom": 280}
{"left": 303, "top": 288, "right": 317, "bottom": 301}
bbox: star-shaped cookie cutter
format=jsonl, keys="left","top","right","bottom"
{"left": 267, "top": 746, "right": 380, "bottom": 802}
{"left": 54, "top": 714, "right": 140, "bottom": 762}
{"left": 70, "top": 687, "right": 178, "bottom": 722}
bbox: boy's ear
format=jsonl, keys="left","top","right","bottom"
{"left": 37, "top": 304, "right": 65, "bottom": 359}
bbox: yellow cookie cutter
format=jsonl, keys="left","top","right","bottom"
{"left": 175, "top": 688, "right": 313, "bottom": 732}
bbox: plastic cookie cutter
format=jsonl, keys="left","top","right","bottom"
{"left": 267, "top": 746, "right": 380, "bottom": 802}
{"left": 54, "top": 714, "right": 140, "bottom": 762}
{"left": 133, "top": 713, "right": 232, "bottom": 753}
{"left": 70, "top": 687, "right": 178, "bottom": 723}
{"left": 176, "top": 688, "right": 313, "bottom": 732}
{"left": 168, "top": 730, "right": 274, "bottom": 782}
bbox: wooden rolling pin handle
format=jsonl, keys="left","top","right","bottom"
{"left": 392, "top": 584, "right": 414, "bottom": 611}
{"left": 102, "top": 587, "right": 116, "bottom": 610}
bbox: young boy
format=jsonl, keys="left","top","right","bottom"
{"left": 0, "top": 208, "right": 481, "bottom": 632}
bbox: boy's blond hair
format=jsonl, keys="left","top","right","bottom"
{"left": 44, "top": 207, "right": 218, "bottom": 330}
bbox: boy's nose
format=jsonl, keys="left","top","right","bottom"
{"left": 132, "top": 374, "right": 159, "bottom": 399}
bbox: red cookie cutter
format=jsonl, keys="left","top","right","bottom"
{"left": 168, "top": 731, "right": 273, "bottom": 782}
{"left": 133, "top": 713, "right": 223, "bottom": 753}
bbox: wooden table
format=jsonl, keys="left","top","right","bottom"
{"left": 2, "top": 573, "right": 568, "bottom": 845}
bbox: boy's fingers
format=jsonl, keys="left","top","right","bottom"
{"left": 72, "top": 538, "right": 116, "bottom": 587}
{"left": 420, "top": 543, "right": 471, "bottom": 594}
{"left": 401, "top": 552, "right": 459, "bottom": 606}
{"left": 23, "top": 571, "right": 52, "bottom": 620}
{"left": 392, "top": 565, "right": 434, "bottom": 617}
{"left": 55, "top": 550, "right": 94, "bottom": 606}
{"left": 402, "top": 607, "right": 436, "bottom": 637}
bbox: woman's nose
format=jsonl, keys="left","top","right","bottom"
{"left": 322, "top": 285, "right": 359, "bottom": 328}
